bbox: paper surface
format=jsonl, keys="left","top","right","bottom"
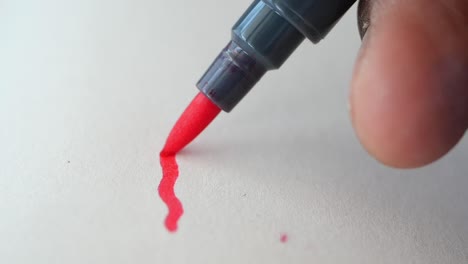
{"left": 1, "top": 0, "right": 467, "bottom": 263}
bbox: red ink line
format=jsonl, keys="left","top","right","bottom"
{"left": 280, "top": 233, "right": 288, "bottom": 243}
{"left": 158, "top": 92, "right": 221, "bottom": 232}
{"left": 159, "top": 154, "right": 183, "bottom": 232}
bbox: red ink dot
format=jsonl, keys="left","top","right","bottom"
{"left": 159, "top": 92, "right": 221, "bottom": 232}
{"left": 280, "top": 233, "right": 288, "bottom": 243}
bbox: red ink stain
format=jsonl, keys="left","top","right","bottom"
{"left": 280, "top": 233, "right": 288, "bottom": 243}
{"left": 159, "top": 92, "right": 221, "bottom": 232}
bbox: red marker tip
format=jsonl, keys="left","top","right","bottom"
{"left": 162, "top": 92, "right": 221, "bottom": 155}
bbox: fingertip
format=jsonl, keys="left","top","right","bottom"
{"left": 351, "top": 1, "right": 468, "bottom": 168}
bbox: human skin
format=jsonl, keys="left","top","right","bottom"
{"left": 351, "top": 0, "right": 468, "bottom": 168}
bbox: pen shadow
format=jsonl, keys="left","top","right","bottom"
{"left": 178, "top": 124, "right": 369, "bottom": 175}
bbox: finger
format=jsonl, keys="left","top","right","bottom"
{"left": 351, "top": 0, "right": 468, "bottom": 168}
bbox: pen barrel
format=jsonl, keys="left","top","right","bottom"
{"left": 232, "top": 0, "right": 305, "bottom": 70}
{"left": 198, "top": 0, "right": 303, "bottom": 112}
{"left": 197, "top": 41, "right": 267, "bottom": 112}
{"left": 197, "top": 0, "right": 357, "bottom": 112}
{"left": 263, "top": 0, "right": 357, "bottom": 43}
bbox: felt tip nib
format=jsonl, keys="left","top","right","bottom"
{"left": 162, "top": 92, "right": 221, "bottom": 155}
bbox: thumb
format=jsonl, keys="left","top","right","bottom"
{"left": 351, "top": 0, "right": 468, "bottom": 168}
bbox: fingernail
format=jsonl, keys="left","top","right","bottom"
{"left": 358, "top": 0, "right": 371, "bottom": 39}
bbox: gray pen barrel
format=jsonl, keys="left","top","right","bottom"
{"left": 197, "top": 0, "right": 356, "bottom": 112}
{"left": 263, "top": 0, "right": 357, "bottom": 43}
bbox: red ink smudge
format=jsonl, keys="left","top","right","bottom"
{"left": 159, "top": 92, "right": 221, "bottom": 232}
{"left": 280, "top": 233, "right": 288, "bottom": 243}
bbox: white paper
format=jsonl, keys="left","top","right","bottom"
{"left": 1, "top": 1, "right": 467, "bottom": 263}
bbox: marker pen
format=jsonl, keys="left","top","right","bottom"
{"left": 159, "top": 0, "right": 358, "bottom": 232}
{"left": 198, "top": 0, "right": 357, "bottom": 112}
{"left": 162, "top": 0, "right": 359, "bottom": 155}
